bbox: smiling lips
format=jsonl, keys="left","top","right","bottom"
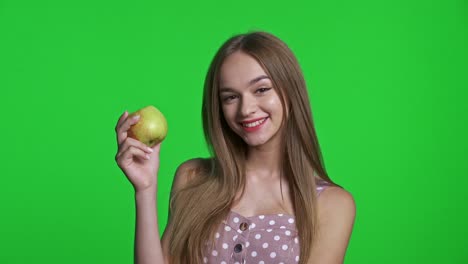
{"left": 240, "top": 117, "right": 268, "bottom": 132}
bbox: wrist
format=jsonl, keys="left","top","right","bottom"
{"left": 135, "top": 187, "right": 157, "bottom": 201}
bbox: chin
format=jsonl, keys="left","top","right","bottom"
{"left": 242, "top": 136, "right": 270, "bottom": 147}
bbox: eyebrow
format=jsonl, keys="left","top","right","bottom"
{"left": 220, "top": 75, "right": 270, "bottom": 93}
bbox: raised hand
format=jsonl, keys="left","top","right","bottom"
{"left": 115, "top": 111, "right": 161, "bottom": 192}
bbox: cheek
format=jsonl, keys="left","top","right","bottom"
{"left": 221, "top": 105, "right": 237, "bottom": 124}
{"left": 264, "top": 97, "right": 284, "bottom": 117}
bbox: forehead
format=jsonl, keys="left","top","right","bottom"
{"left": 219, "top": 52, "right": 269, "bottom": 88}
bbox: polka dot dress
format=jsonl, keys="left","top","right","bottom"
{"left": 202, "top": 179, "right": 331, "bottom": 264}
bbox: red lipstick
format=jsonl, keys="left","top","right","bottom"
{"left": 240, "top": 117, "right": 268, "bottom": 132}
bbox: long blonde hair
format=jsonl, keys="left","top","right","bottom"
{"left": 168, "top": 31, "right": 339, "bottom": 264}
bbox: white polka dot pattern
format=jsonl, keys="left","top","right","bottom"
{"left": 202, "top": 179, "right": 330, "bottom": 263}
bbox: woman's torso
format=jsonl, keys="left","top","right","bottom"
{"left": 202, "top": 178, "right": 331, "bottom": 264}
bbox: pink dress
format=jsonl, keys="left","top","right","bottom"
{"left": 202, "top": 179, "right": 332, "bottom": 264}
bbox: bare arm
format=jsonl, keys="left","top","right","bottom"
{"left": 308, "top": 187, "right": 356, "bottom": 264}
{"left": 134, "top": 188, "right": 166, "bottom": 264}
{"left": 114, "top": 111, "right": 168, "bottom": 264}
{"left": 114, "top": 111, "right": 208, "bottom": 263}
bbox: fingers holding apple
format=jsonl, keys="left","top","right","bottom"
{"left": 116, "top": 144, "right": 151, "bottom": 166}
{"left": 115, "top": 111, "right": 128, "bottom": 146}
{"left": 115, "top": 111, "right": 133, "bottom": 146}
{"left": 115, "top": 111, "right": 141, "bottom": 146}
{"left": 114, "top": 105, "right": 168, "bottom": 191}
{"left": 116, "top": 137, "right": 154, "bottom": 161}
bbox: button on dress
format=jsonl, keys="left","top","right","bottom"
{"left": 202, "top": 179, "right": 331, "bottom": 264}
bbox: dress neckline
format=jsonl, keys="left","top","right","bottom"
{"left": 229, "top": 209, "right": 295, "bottom": 220}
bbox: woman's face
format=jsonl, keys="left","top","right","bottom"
{"left": 219, "top": 51, "right": 284, "bottom": 147}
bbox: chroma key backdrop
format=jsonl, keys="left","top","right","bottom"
{"left": 1, "top": 0, "right": 467, "bottom": 263}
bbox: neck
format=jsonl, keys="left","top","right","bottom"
{"left": 245, "top": 140, "right": 283, "bottom": 179}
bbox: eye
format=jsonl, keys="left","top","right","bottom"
{"left": 222, "top": 95, "right": 237, "bottom": 102}
{"left": 256, "top": 87, "right": 271, "bottom": 93}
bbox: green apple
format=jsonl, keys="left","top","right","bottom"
{"left": 127, "top": 105, "right": 168, "bottom": 147}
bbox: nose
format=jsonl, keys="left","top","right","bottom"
{"left": 239, "top": 95, "right": 257, "bottom": 117}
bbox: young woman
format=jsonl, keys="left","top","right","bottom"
{"left": 115, "top": 31, "right": 356, "bottom": 264}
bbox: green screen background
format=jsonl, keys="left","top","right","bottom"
{"left": 1, "top": 0, "right": 467, "bottom": 263}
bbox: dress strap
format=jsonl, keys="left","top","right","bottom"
{"left": 315, "top": 178, "right": 331, "bottom": 197}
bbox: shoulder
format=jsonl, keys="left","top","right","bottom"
{"left": 172, "top": 157, "right": 212, "bottom": 191}
{"left": 317, "top": 186, "right": 356, "bottom": 233}
{"left": 318, "top": 186, "right": 356, "bottom": 217}
{"left": 310, "top": 186, "right": 356, "bottom": 263}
